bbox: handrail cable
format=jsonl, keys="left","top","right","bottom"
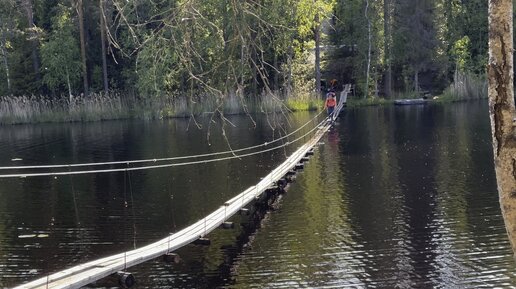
{"left": 0, "top": 115, "right": 329, "bottom": 178}
{"left": 0, "top": 111, "right": 325, "bottom": 171}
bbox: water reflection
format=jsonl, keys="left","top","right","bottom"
{"left": 1, "top": 102, "right": 516, "bottom": 288}
{"left": 227, "top": 102, "right": 516, "bottom": 289}
{"left": 0, "top": 113, "right": 317, "bottom": 287}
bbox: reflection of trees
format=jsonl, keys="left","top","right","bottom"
{"left": 435, "top": 104, "right": 472, "bottom": 236}
{"left": 339, "top": 107, "right": 411, "bottom": 285}
{"left": 362, "top": 107, "right": 408, "bottom": 284}
{"left": 433, "top": 103, "right": 516, "bottom": 285}
{"left": 230, "top": 108, "right": 407, "bottom": 286}
{"left": 225, "top": 135, "right": 361, "bottom": 286}
{"left": 211, "top": 104, "right": 516, "bottom": 288}
{"left": 393, "top": 105, "right": 440, "bottom": 287}
{"left": 0, "top": 113, "right": 324, "bottom": 285}
{"left": 432, "top": 106, "right": 473, "bottom": 283}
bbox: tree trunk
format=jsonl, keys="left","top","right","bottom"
{"left": 1, "top": 45, "right": 11, "bottom": 94}
{"left": 23, "top": 0, "right": 41, "bottom": 84}
{"left": 0, "top": 17, "right": 11, "bottom": 94}
{"left": 488, "top": 0, "right": 516, "bottom": 256}
{"left": 314, "top": 9, "right": 321, "bottom": 95}
{"left": 365, "top": 0, "right": 372, "bottom": 99}
{"left": 374, "top": 76, "right": 379, "bottom": 98}
{"left": 77, "top": 0, "right": 89, "bottom": 96}
{"left": 1, "top": 45, "right": 10, "bottom": 94}
{"left": 251, "top": 46, "right": 258, "bottom": 97}
{"left": 414, "top": 69, "right": 419, "bottom": 93}
{"left": 287, "top": 43, "right": 293, "bottom": 97}
{"left": 273, "top": 49, "right": 279, "bottom": 92}
{"left": 66, "top": 65, "right": 72, "bottom": 101}
{"left": 383, "top": 0, "right": 392, "bottom": 98}
{"left": 99, "top": 0, "right": 109, "bottom": 94}
{"left": 240, "top": 42, "right": 245, "bottom": 94}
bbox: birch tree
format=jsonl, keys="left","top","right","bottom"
{"left": 75, "top": 0, "right": 88, "bottom": 96}
{"left": 383, "top": 0, "right": 392, "bottom": 97}
{"left": 0, "top": 0, "right": 16, "bottom": 95}
{"left": 41, "top": 5, "right": 81, "bottom": 98}
{"left": 488, "top": 0, "right": 516, "bottom": 256}
{"left": 364, "top": 0, "right": 371, "bottom": 98}
{"left": 99, "top": 0, "right": 108, "bottom": 94}
{"left": 22, "top": 0, "right": 41, "bottom": 84}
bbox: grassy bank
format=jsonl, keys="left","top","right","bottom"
{"left": 344, "top": 73, "right": 487, "bottom": 107}
{"left": 285, "top": 98, "right": 322, "bottom": 111}
{"left": 9, "top": 81, "right": 489, "bottom": 125}
{"left": 0, "top": 92, "right": 322, "bottom": 125}
{"left": 346, "top": 97, "right": 392, "bottom": 108}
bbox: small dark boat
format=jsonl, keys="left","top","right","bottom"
{"left": 394, "top": 98, "right": 429, "bottom": 105}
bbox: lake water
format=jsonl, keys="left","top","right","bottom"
{"left": 1, "top": 101, "right": 515, "bottom": 288}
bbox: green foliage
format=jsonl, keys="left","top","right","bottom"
{"left": 40, "top": 5, "right": 81, "bottom": 95}
{"left": 451, "top": 36, "right": 471, "bottom": 71}
{"left": 331, "top": 0, "right": 488, "bottom": 98}
{"left": 332, "top": 0, "right": 382, "bottom": 97}
{"left": 290, "top": 51, "right": 316, "bottom": 99}
{"left": 457, "top": 0, "right": 487, "bottom": 74}
{"left": 135, "top": 35, "right": 179, "bottom": 97}
{"left": 2, "top": 0, "right": 338, "bottom": 104}
{"left": 0, "top": 0, "right": 496, "bottom": 122}
{"left": 392, "top": 0, "right": 443, "bottom": 90}
{"left": 296, "top": 0, "right": 335, "bottom": 39}
{"left": 286, "top": 98, "right": 322, "bottom": 111}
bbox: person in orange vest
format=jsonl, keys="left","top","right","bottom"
{"left": 324, "top": 90, "right": 337, "bottom": 117}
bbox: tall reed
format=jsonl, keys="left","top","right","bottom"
{"left": 441, "top": 72, "right": 487, "bottom": 101}
{"left": 0, "top": 91, "right": 320, "bottom": 125}
{"left": 0, "top": 93, "right": 129, "bottom": 124}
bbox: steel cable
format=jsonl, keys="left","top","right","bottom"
{"left": 0, "top": 110, "right": 325, "bottom": 171}
{"left": 0, "top": 114, "right": 330, "bottom": 178}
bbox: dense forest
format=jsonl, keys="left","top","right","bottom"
{"left": 0, "top": 0, "right": 493, "bottom": 108}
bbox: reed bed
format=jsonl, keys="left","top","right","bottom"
{"left": 0, "top": 92, "right": 319, "bottom": 125}
{"left": 0, "top": 94, "right": 128, "bottom": 124}
{"left": 440, "top": 72, "right": 487, "bottom": 101}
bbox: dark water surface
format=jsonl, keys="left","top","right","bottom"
{"left": 1, "top": 102, "right": 515, "bottom": 288}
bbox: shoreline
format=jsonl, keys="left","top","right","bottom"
{"left": 0, "top": 92, "right": 488, "bottom": 125}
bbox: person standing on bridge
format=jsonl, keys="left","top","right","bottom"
{"left": 324, "top": 89, "right": 337, "bottom": 118}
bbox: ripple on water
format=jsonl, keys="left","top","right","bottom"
{"left": 2, "top": 107, "right": 516, "bottom": 288}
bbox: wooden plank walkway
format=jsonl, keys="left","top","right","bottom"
{"left": 14, "top": 86, "right": 350, "bottom": 289}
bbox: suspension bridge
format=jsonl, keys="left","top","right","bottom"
{"left": 8, "top": 85, "right": 350, "bottom": 289}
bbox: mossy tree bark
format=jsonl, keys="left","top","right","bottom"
{"left": 488, "top": 0, "right": 516, "bottom": 257}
